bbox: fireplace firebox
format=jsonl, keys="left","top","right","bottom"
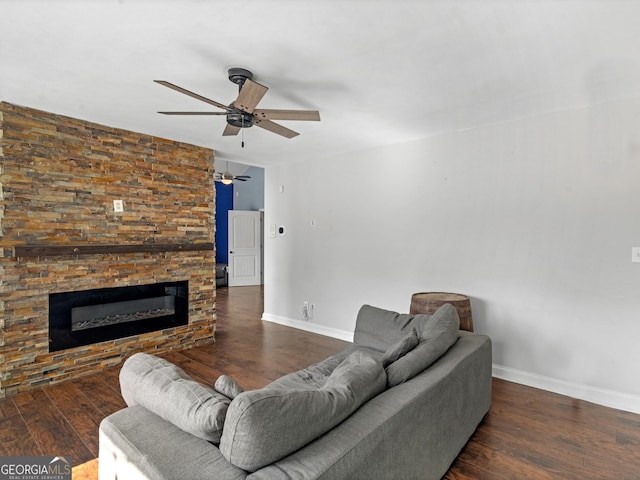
{"left": 49, "top": 281, "right": 188, "bottom": 352}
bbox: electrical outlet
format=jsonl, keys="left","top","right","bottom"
{"left": 632, "top": 247, "right": 640, "bottom": 263}
{"left": 302, "top": 301, "right": 309, "bottom": 321}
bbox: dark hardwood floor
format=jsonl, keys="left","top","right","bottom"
{"left": 1, "top": 286, "right": 638, "bottom": 479}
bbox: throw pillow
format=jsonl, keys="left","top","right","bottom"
{"left": 353, "top": 304, "right": 432, "bottom": 352}
{"left": 219, "top": 350, "right": 387, "bottom": 472}
{"left": 215, "top": 375, "right": 245, "bottom": 400}
{"left": 385, "top": 303, "right": 460, "bottom": 387}
{"left": 381, "top": 327, "right": 419, "bottom": 368}
{"left": 119, "top": 352, "right": 230, "bottom": 444}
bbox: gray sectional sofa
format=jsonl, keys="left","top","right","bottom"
{"left": 99, "top": 303, "right": 492, "bottom": 480}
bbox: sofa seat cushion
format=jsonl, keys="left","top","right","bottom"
{"left": 385, "top": 303, "right": 460, "bottom": 387}
{"left": 264, "top": 347, "right": 355, "bottom": 391}
{"left": 219, "top": 350, "right": 387, "bottom": 472}
{"left": 119, "top": 353, "right": 230, "bottom": 444}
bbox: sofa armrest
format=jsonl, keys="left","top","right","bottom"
{"left": 99, "top": 406, "right": 247, "bottom": 480}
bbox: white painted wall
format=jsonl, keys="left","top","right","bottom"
{"left": 233, "top": 166, "right": 265, "bottom": 212}
{"left": 263, "top": 95, "right": 640, "bottom": 413}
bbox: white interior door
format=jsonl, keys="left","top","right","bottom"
{"left": 228, "top": 210, "right": 263, "bottom": 286}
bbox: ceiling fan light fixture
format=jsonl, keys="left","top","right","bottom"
{"left": 220, "top": 178, "right": 233, "bottom": 185}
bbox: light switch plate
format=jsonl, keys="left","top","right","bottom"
{"left": 113, "top": 199, "right": 124, "bottom": 212}
{"left": 632, "top": 247, "right": 640, "bottom": 263}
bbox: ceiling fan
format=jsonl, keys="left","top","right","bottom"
{"left": 155, "top": 67, "right": 320, "bottom": 141}
{"left": 215, "top": 161, "right": 250, "bottom": 185}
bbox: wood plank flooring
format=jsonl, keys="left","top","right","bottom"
{"left": 1, "top": 285, "right": 639, "bottom": 479}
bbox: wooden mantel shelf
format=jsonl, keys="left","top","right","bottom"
{"left": 13, "top": 243, "right": 214, "bottom": 257}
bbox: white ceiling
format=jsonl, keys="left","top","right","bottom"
{"left": 2, "top": 1, "right": 640, "bottom": 171}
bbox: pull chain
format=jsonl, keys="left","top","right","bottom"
{"left": 241, "top": 116, "right": 245, "bottom": 148}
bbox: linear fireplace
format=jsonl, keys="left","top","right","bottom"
{"left": 49, "top": 281, "right": 189, "bottom": 352}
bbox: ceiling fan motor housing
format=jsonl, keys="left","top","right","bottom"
{"left": 226, "top": 102, "right": 255, "bottom": 128}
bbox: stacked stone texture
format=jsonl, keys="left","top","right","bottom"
{"left": 0, "top": 102, "right": 217, "bottom": 397}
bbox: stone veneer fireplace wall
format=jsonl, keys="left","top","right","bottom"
{"left": 0, "top": 102, "right": 217, "bottom": 397}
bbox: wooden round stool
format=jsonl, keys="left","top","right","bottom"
{"left": 409, "top": 292, "right": 474, "bottom": 332}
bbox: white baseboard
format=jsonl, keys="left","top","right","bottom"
{"left": 261, "top": 313, "right": 354, "bottom": 343}
{"left": 492, "top": 364, "right": 640, "bottom": 415}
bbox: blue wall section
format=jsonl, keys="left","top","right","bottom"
{"left": 215, "top": 182, "right": 234, "bottom": 264}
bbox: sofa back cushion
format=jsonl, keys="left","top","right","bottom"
{"left": 385, "top": 303, "right": 460, "bottom": 387}
{"left": 120, "top": 353, "right": 230, "bottom": 444}
{"left": 353, "top": 304, "right": 432, "bottom": 352}
{"left": 219, "top": 350, "right": 386, "bottom": 472}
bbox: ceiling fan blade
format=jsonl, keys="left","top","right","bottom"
{"left": 158, "top": 111, "right": 227, "bottom": 115}
{"left": 234, "top": 78, "right": 268, "bottom": 113}
{"left": 223, "top": 124, "right": 241, "bottom": 136}
{"left": 253, "top": 109, "right": 320, "bottom": 121}
{"left": 154, "top": 80, "right": 230, "bottom": 111}
{"left": 255, "top": 119, "right": 299, "bottom": 138}
{"left": 235, "top": 175, "right": 251, "bottom": 179}
{"left": 234, "top": 177, "right": 248, "bottom": 181}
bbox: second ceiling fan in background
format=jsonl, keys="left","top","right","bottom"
{"left": 215, "top": 161, "right": 250, "bottom": 185}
